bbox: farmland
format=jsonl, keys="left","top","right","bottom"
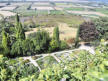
{"left": 0, "top": 0, "right": 108, "bottom": 81}
{"left": 0, "top": 1, "right": 108, "bottom": 17}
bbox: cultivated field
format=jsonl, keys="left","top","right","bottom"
{"left": 0, "top": 10, "right": 16, "bottom": 18}
{"left": 67, "top": 11, "right": 107, "bottom": 17}
{"left": 31, "top": 6, "right": 54, "bottom": 10}
{"left": 0, "top": 1, "right": 108, "bottom": 17}
{"left": 0, "top": 6, "right": 17, "bottom": 11}
{"left": 23, "top": 14, "right": 84, "bottom": 40}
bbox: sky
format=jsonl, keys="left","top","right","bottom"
{"left": 0, "top": 0, "right": 84, "bottom": 1}
{"left": 0, "top": 0, "right": 107, "bottom": 3}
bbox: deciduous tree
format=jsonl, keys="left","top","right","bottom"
{"left": 79, "top": 21, "right": 99, "bottom": 42}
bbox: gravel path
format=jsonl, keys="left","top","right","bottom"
{"left": 22, "top": 45, "right": 95, "bottom": 70}
{"left": 51, "top": 54, "right": 61, "bottom": 62}
{"left": 23, "top": 56, "right": 41, "bottom": 71}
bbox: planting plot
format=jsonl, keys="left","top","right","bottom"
{"left": 55, "top": 50, "right": 82, "bottom": 61}
{"left": 31, "top": 6, "right": 54, "bottom": 10}
{"left": 50, "top": 10, "right": 66, "bottom": 14}
{"left": 54, "top": 7, "right": 63, "bottom": 10}
{"left": 0, "top": 6, "right": 17, "bottom": 11}
{"left": 67, "top": 11, "right": 107, "bottom": 17}
{"left": 55, "top": 3, "right": 68, "bottom": 6}
{"left": 13, "top": 3, "right": 37, "bottom": 16}
{"left": 36, "top": 56, "right": 58, "bottom": 69}
{"left": 95, "top": 8, "right": 108, "bottom": 15}
{"left": 10, "top": 3, "right": 27, "bottom": 6}
{"left": 0, "top": 10, "right": 16, "bottom": 18}
{"left": 64, "top": 7, "right": 85, "bottom": 11}
{"left": 0, "top": 3, "right": 7, "bottom": 7}
{"left": 33, "top": 2, "right": 51, "bottom": 6}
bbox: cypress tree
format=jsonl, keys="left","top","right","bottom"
{"left": 15, "top": 14, "right": 20, "bottom": 25}
{"left": 2, "top": 29, "right": 10, "bottom": 56}
{"left": 49, "top": 27, "right": 60, "bottom": 52}
{"left": 16, "top": 13, "right": 20, "bottom": 22}
{"left": 15, "top": 14, "right": 25, "bottom": 40}
{"left": 75, "top": 26, "right": 80, "bottom": 48}
{"left": 53, "top": 27, "right": 60, "bottom": 43}
{"left": 16, "top": 22, "right": 25, "bottom": 40}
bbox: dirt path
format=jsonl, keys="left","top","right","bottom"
{"left": 51, "top": 54, "right": 61, "bottom": 63}
{"left": 23, "top": 56, "right": 41, "bottom": 71}
{"left": 22, "top": 45, "right": 95, "bottom": 71}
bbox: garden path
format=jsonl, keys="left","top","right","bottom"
{"left": 22, "top": 45, "right": 95, "bottom": 71}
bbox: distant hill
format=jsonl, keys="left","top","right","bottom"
{"left": 88, "top": 0, "right": 108, "bottom": 3}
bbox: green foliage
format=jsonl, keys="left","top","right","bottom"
{"left": 0, "top": 13, "right": 68, "bottom": 57}
{"left": 0, "top": 56, "right": 39, "bottom": 81}
{"left": 49, "top": 39, "right": 59, "bottom": 52}
{"left": 60, "top": 41, "right": 68, "bottom": 50}
{"left": 32, "top": 30, "right": 50, "bottom": 53}
{"left": 38, "top": 64, "right": 63, "bottom": 81}
{"left": 53, "top": 27, "right": 60, "bottom": 43}
{"left": 11, "top": 39, "right": 34, "bottom": 56}
{"left": 16, "top": 22, "right": 25, "bottom": 40}
{"left": 2, "top": 29, "right": 10, "bottom": 56}
{"left": 79, "top": 21, "right": 99, "bottom": 42}
{"left": 75, "top": 26, "right": 80, "bottom": 47}
{"left": 94, "top": 17, "right": 108, "bottom": 40}
{"left": 0, "top": 45, "right": 4, "bottom": 54}
{"left": 11, "top": 40, "right": 23, "bottom": 56}
{"left": 0, "top": 40, "right": 108, "bottom": 81}
{"left": 15, "top": 14, "right": 25, "bottom": 40}
{"left": 37, "top": 42, "right": 108, "bottom": 81}
{"left": 0, "top": 57, "right": 10, "bottom": 81}
{"left": 22, "top": 39, "right": 34, "bottom": 55}
{"left": 15, "top": 14, "right": 20, "bottom": 24}
{"left": 49, "top": 27, "right": 61, "bottom": 52}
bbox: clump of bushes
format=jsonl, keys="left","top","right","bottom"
{"left": 79, "top": 21, "right": 99, "bottom": 42}
{"left": 0, "top": 14, "right": 68, "bottom": 57}
{"left": 94, "top": 17, "right": 108, "bottom": 40}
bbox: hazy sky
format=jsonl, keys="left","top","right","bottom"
{"left": 0, "top": 0, "right": 86, "bottom": 1}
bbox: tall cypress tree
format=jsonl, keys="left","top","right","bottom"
{"left": 53, "top": 27, "right": 60, "bottom": 43}
{"left": 75, "top": 26, "right": 80, "bottom": 48}
{"left": 2, "top": 29, "right": 10, "bottom": 56}
{"left": 15, "top": 14, "right": 25, "bottom": 40}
